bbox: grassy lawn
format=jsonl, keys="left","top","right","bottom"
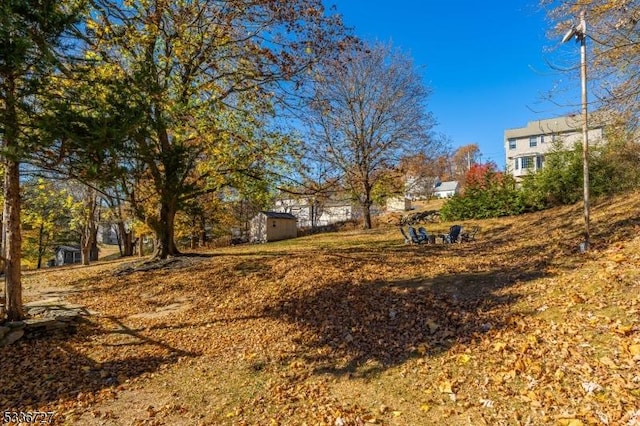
{"left": 2, "top": 192, "right": 640, "bottom": 425}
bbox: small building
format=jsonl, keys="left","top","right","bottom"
{"left": 97, "top": 223, "right": 119, "bottom": 245}
{"left": 250, "top": 211, "right": 297, "bottom": 243}
{"left": 405, "top": 175, "right": 439, "bottom": 200}
{"left": 274, "top": 197, "right": 355, "bottom": 228}
{"left": 53, "top": 245, "right": 99, "bottom": 266}
{"left": 433, "top": 181, "right": 459, "bottom": 198}
{"left": 386, "top": 196, "right": 412, "bottom": 212}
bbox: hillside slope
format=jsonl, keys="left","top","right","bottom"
{"left": 2, "top": 191, "right": 640, "bottom": 425}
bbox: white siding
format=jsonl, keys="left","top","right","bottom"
{"left": 505, "top": 116, "right": 604, "bottom": 181}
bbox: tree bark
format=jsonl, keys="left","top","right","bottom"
{"left": 80, "top": 189, "right": 97, "bottom": 266}
{"left": 199, "top": 215, "right": 207, "bottom": 247}
{"left": 362, "top": 182, "right": 373, "bottom": 230}
{"left": 3, "top": 75, "right": 24, "bottom": 321}
{"left": 152, "top": 200, "right": 180, "bottom": 259}
{"left": 37, "top": 223, "right": 45, "bottom": 269}
{"left": 117, "top": 222, "right": 135, "bottom": 256}
{"left": 4, "top": 159, "right": 23, "bottom": 320}
{"left": 190, "top": 217, "right": 197, "bottom": 249}
{"left": 138, "top": 235, "right": 144, "bottom": 257}
{"left": 362, "top": 203, "right": 372, "bottom": 229}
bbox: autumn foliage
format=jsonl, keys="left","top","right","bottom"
{"left": 463, "top": 162, "right": 503, "bottom": 190}
{"left": 440, "top": 162, "right": 524, "bottom": 221}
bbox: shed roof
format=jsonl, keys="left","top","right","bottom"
{"left": 261, "top": 211, "right": 297, "bottom": 220}
{"left": 434, "top": 181, "right": 458, "bottom": 192}
{"left": 55, "top": 245, "right": 81, "bottom": 252}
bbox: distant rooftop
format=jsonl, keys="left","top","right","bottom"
{"left": 261, "top": 211, "right": 297, "bottom": 220}
{"left": 434, "top": 181, "right": 458, "bottom": 192}
{"left": 505, "top": 115, "right": 604, "bottom": 138}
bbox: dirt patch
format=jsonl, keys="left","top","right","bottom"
{"left": 113, "top": 256, "right": 208, "bottom": 276}
{"left": 68, "top": 384, "right": 192, "bottom": 426}
{"left": 129, "top": 297, "right": 191, "bottom": 320}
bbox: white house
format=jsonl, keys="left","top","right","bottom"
{"left": 405, "top": 175, "right": 438, "bottom": 200}
{"left": 96, "top": 223, "right": 119, "bottom": 245}
{"left": 504, "top": 115, "right": 604, "bottom": 181}
{"left": 432, "top": 180, "right": 459, "bottom": 198}
{"left": 274, "top": 197, "right": 355, "bottom": 228}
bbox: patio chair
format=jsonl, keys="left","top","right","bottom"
{"left": 418, "top": 227, "right": 435, "bottom": 244}
{"left": 408, "top": 226, "right": 429, "bottom": 244}
{"left": 442, "top": 224, "right": 463, "bottom": 243}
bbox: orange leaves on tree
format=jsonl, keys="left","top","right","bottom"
{"left": 464, "top": 162, "right": 503, "bottom": 191}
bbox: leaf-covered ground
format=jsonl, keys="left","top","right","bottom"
{"left": 2, "top": 192, "right": 640, "bottom": 425}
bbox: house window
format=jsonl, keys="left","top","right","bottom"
{"left": 521, "top": 156, "right": 534, "bottom": 169}
{"left": 508, "top": 138, "right": 516, "bottom": 149}
{"left": 529, "top": 136, "right": 537, "bottom": 147}
{"left": 540, "top": 135, "right": 545, "bottom": 144}
{"left": 536, "top": 155, "right": 544, "bottom": 169}
{"left": 514, "top": 158, "right": 519, "bottom": 170}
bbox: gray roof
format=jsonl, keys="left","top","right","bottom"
{"left": 434, "top": 181, "right": 458, "bottom": 192}
{"left": 504, "top": 115, "right": 604, "bottom": 138}
{"left": 56, "top": 245, "right": 81, "bottom": 252}
{"left": 261, "top": 211, "right": 297, "bottom": 220}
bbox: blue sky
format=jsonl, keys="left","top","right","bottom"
{"left": 330, "top": 1, "right": 581, "bottom": 168}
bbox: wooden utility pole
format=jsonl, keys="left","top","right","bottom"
{"left": 579, "top": 11, "right": 590, "bottom": 251}
{"left": 562, "top": 10, "right": 590, "bottom": 252}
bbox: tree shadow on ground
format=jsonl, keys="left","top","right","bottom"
{"left": 0, "top": 316, "right": 198, "bottom": 411}
{"left": 260, "top": 242, "right": 556, "bottom": 378}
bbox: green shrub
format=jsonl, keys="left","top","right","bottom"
{"left": 520, "top": 138, "right": 639, "bottom": 209}
{"left": 440, "top": 163, "right": 525, "bottom": 221}
{"left": 443, "top": 135, "right": 640, "bottom": 221}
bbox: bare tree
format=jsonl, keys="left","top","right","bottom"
{"left": 303, "top": 42, "right": 436, "bottom": 228}
{"left": 400, "top": 152, "right": 444, "bottom": 200}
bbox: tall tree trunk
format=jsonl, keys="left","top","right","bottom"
{"left": 362, "top": 203, "right": 372, "bottom": 229}
{"left": 4, "top": 159, "right": 22, "bottom": 320}
{"left": 82, "top": 231, "right": 98, "bottom": 264}
{"left": 311, "top": 200, "right": 318, "bottom": 229}
{"left": 3, "top": 75, "right": 24, "bottom": 321}
{"left": 199, "top": 215, "right": 207, "bottom": 247}
{"left": 152, "top": 200, "right": 180, "bottom": 259}
{"left": 80, "top": 189, "right": 97, "bottom": 266}
{"left": 190, "top": 216, "right": 197, "bottom": 249}
{"left": 81, "top": 245, "right": 90, "bottom": 265}
{"left": 117, "top": 222, "right": 135, "bottom": 256}
{"left": 362, "top": 182, "right": 373, "bottom": 230}
{"left": 37, "top": 223, "right": 45, "bottom": 269}
{"left": 116, "top": 223, "right": 123, "bottom": 256}
{"left": 138, "top": 235, "right": 144, "bottom": 257}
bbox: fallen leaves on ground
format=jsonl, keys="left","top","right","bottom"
{"left": 1, "top": 193, "right": 640, "bottom": 425}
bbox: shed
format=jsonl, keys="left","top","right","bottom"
{"left": 250, "top": 211, "right": 297, "bottom": 243}
{"left": 386, "top": 196, "right": 412, "bottom": 212}
{"left": 53, "top": 245, "right": 98, "bottom": 266}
